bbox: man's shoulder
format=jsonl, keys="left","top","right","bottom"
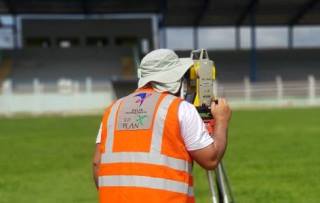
{"left": 179, "top": 100, "right": 196, "bottom": 110}
{"left": 178, "top": 100, "right": 198, "bottom": 118}
{"left": 103, "top": 97, "right": 122, "bottom": 114}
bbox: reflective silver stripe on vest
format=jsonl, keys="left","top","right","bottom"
{"left": 99, "top": 175, "right": 194, "bottom": 196}
{"left": 101, "top": 152, "right": 192, "bottom": 172}
{"left": 150, "top": 94, "right": 176, "bottom": 153}
{"left": 105, "top": 99, "right": 123, "bottom": 152}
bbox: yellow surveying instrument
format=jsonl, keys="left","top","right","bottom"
{"left": 181, "top": 49, "right": 235, "bottom": 203}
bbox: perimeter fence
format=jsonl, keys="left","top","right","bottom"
{"left": 0, "top": 75, "right": 319, "bottom": 115}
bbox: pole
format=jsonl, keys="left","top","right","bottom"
{"left": 288, "top": 26, "right": 293, "bottom": 49}
{"left": 249, "top": 8, "right": 257, "bottom": 82}
{"left": 193, "top": 27, "right": 199, "bottom": 50}
{"left": 235, "top": 26, "right": 241, "bottom": 50}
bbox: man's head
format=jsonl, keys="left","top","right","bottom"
{"left": 138, "top": 49, "right": 193, "bottom": 94}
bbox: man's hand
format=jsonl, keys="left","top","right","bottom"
{"left": 211, "top": 98, "right": 232, "bottom": 124}
{"left": 208, "top": 98, "right": 231, "bottom": 168}
{"left": 93, "top": 144, "right": 101, "bottom": 189}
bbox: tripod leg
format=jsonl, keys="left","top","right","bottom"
{"left": 215, "top": 162, "right": 235, "bottom": 203}
{"left": 220, "top": 163, "right": 236, "bottom": 203}
{"left": 207, "top": 170, "right": 218, "bottom": 203}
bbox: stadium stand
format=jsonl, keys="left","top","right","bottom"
{"left": 3, "top": 47, "right": 319, "bottom": 85}
{"left": 5, "top": 47, "right": 135, "bottom": 83}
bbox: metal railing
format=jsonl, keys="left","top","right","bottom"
{"left": 0, "top": 75, "right": 319, "bottom": 115}
{"left": 216, "top": 75, "right": 319, "bottom": 105}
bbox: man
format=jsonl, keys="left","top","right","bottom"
{"left": 93, "top": 49, "right": 232, "bottom": 203}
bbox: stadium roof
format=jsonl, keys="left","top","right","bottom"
{"left": 0, "top": 0, "right": 319, "bottom": 26}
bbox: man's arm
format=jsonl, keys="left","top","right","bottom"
{"left": 189, "top": 98, "right": 231, "bottom": 170}
{"left": 92, "top": 143, "right": 101, "bottom": 189}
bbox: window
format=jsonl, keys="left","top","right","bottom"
{"left": 56, "top": 38, "right": 80, "bottom": 48}
{"left": 25, "top": 37, "right": 51, "bottom": 48}
{"left": 115, "top": 36, "right": 138, "bottom": 46}
{"left": 140, "top": 38, "right": 149, "bottom": 54}
{"left": 86, "top": 37, "right": 109, "bottom": 47}
{"left": 0, "top": 15, "right": 14, "bottom": 26}
{"left": 0, "top": 28, "right": 14, "bottom": 49}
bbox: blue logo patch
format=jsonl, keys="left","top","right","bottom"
{"left": 134, "top": 93, "right": 152, "bottom": 106}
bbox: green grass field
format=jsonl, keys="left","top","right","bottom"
{"left": 0, "top": 108, "right": 319, "bottom": 203}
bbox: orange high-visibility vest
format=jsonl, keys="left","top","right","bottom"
{"left": 98, "top": 88, "right": 194, "bottom": 203}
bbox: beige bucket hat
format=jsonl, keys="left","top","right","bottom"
{"left": 138, "top": 49, "right": 193, "bottom": 88}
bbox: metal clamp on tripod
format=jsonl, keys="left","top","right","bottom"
{"left": 181, "top": 49, "right": 235, "bottom": 203}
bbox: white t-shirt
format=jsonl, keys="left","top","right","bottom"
{"left": 95, "top": 101, "right": 213, "bottom": 151}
